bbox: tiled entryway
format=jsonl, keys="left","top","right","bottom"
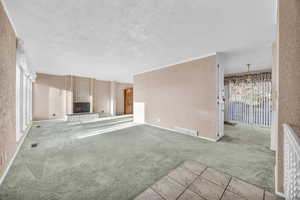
{"left": 135, "top": 160, "right": 283, "bottom": 200}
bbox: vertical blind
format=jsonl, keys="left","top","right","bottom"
{"left": 225, "top": 72, "right": 272, "bottom": 127}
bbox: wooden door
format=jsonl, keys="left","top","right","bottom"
{"left": 124, "top": 88, "right": 133, "bottom": 114}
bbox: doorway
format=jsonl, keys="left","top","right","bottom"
{"left": 124, "top": 88, "right": 133, "bottom": 114}
{"left": 223, "top": 72, "right": 273, "bottom": 151}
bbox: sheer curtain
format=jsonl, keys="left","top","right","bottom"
{"left": 16, "top": 39, "right": 36, "bottom": 141}
{"left": 224, "top": 72, "right": 272, "bottom": 127}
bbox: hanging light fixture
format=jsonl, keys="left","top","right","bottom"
{"left": 246, "top": 64, "right": 252, "bottom": 82}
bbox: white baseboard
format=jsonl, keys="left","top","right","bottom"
{"left": 33, "top": 114, "right": 133, "bottom": 123}
{"left": 275, "top": 191, "right": 285, "bottom": 198}
{"left": 0, "top": 123, "right": 32, "bottom": 186}
{"left": 274, "top": 163, "right": 286, "bottom": 199}
{"left": 33, "top": 119, "right": 65, "bottom": 122}
{"left": 145, "top": 123, "right": 217, "bottom": 142}
{"left": 197, "top": 135, "right": 218, "bottom": 142}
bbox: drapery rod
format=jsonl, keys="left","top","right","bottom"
{"left": 224, "top": 72, "right": 271, "bottom": 81}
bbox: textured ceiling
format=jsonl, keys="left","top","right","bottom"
{"left": 4, "top": 0, "right": 276, "bottom": 82}
{"left": 219, "top": 44, "right": 273, "bottom": 75}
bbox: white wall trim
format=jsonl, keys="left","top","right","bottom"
{"left": 270, "top": 111, "right": 277, "bottom": 151}
{"left": 33, "top": 114, "right": 133, "bottom": 123}
{"left": 35, "top": 72, "right": 132, "bottom": 84}
{"left": 197, "top": 135, "right": 218, "bottom": 142}
{"left": 274, "top": 0, "right": 278, "bottom": 25}
{"left": 0, "top": 0, "right": 17, "bottom": 36}
{"left": 133, "top": 52, "right": 217, "bottom": 76}
{"left": 110, "top": 81, "right": 117, "bottom": 116}
{"left": 274, "top": 163, "right": 286, "bottom": 198}
{"left": 145, "top": 123, "right": 217, "bottom": 142}
{"left": 0, "top": 123, "right": 32, "bottom": 186}
{"left": 33, "top": 119, "right": 65, "bottom": 122}
{"left": 275, "top": 191, "right": 285, "bottom": 198}
{"left": 224, "top": 120, "right": 271, "bottom": 129}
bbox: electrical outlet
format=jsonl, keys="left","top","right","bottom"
{"left": 31, "top": 143, "right": 38, "bottom": 148}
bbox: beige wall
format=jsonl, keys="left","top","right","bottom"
{"left": 134, "top": 55, "right": 218, "bottom": 140}
{"left": 73, "top": 76, "right": 92, "bottom": 103}
{"left": 275, "top": 0, "right": 300, "bottom": 193}
{"left": 33, "top": 73, "right": 132, "bottom": 120}
{"left": 0, "top": 1, "right": 17, "bottom": 178}
{"left": 33, "top": 73, "right": 67, "bottom": 120}
{"left": 65, "top": 75, "right": 73, "bottom": 114}
{"left": 116, "top": 82, "right": 133, "bottom": 115}
{"left": 93, "top": 80, "right": 111, "bottom": 116}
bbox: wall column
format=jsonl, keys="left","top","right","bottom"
{"left": 22, "top": 71, "right": 27, "bottom": 131}
{"left": 29, "top": 80, "right": 33, "bottom": 122}
{"left": 110, "top": 81, "right": 117, "bottom": 116}
{"left": 65, "top": 75, "right": 73, "bottom": 114}
{"left": 275, "top": 0, "right": 300, "bottom": 194}
{"left": 26, "top": 77, "right": 30, "bottom": 125}
{"left": 271, "top": 42, "right": 278, "bottom": 151}
{"left": 90, "top": 78, "right": 94, "bottom": 113}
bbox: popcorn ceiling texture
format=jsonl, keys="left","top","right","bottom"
{"left": 0, "top": 1, "right": 17, "bottom": 179}
{"left": 3, "top": 0, "right": 275, "bottom": 82}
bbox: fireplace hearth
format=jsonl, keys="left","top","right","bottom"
{"left": 73, "top": 102, "right": 90, "bottom": 113}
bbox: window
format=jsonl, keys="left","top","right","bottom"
{"left": 16, "top": 39, "right": 35, "bottom": 142}
{"left": 225, "top": 72, "right": 272, "bottom": 126}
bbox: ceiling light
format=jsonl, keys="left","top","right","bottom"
{"left": 246, "top": 64, "right": 252, "bottom": 82}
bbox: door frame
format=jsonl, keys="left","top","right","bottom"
{"left": 217, "top": 64, "right": 225, "bottom": 139}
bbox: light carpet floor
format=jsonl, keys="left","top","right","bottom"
{"left": 0, "top": 116, "right": 275, "bottom": 200}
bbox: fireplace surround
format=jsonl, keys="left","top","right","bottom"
{"left": 73, "top": 102, "right": 90, "bottom": 113}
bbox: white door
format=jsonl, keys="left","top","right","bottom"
{"left": 217, "top": 64, "right": 225, "bottom": 138}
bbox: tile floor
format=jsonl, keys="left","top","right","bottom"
{"left": 135, "top": 160, "right": 284, "bottom": 200}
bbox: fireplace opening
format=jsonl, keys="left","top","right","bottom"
{"left": 73, "top": 102, "right": 90, "bottom": 113}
